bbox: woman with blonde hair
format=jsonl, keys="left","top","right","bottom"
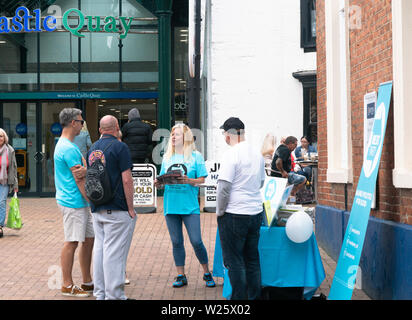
{"left": 0, "top": 128, "right": 18, "bottom": 238}
{"left": 261, "top": 133, "right": 276, "bottom": 174}
{"left": 155, "top": 123, "right": 215, "bottom": 288}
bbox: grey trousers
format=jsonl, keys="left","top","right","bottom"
{"left": 92, "top": 210, "right": 137, "bottom": 300}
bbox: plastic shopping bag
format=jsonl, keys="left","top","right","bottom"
{"left": 6, "top": 193, "right": 22, "bottom": 230}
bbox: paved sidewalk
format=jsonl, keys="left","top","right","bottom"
{"left": 0, "top": 198, "right": 370, "bottom": 300}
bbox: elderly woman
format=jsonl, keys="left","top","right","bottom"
{"left": 0, "top": 129, "right": 18, "bottom": 238}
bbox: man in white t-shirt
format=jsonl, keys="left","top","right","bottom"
{"left": 216, "top": 117, "right": 266, "bottom": 300}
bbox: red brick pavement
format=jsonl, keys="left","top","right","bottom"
{"left": 0, "top": 198, "right": 370, "bottom": 300}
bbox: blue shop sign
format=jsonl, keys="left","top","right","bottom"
{"left": 16, "top": 123, "right": 27, "bottom": 136}
{"left": 50, "top": 122, "right": 62, "bottom": 136}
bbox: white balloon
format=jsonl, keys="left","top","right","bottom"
{"left": 285, "top": 211, "right": 313, "bottom": 243}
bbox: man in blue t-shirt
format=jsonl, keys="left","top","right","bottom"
{"left": 87, "top": 115, "right": 136, "bottom": 300}
{"left": 54, "top": 108, "right": 94, "bottom": 298}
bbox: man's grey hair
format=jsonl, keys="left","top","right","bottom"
{"left": 59, "top": 108, "right": 82, "bottom": 127}
{"left": 128, "top": 108, "right": 140, "bottom": 120}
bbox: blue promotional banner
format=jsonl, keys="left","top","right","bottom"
{"left": 328, "top": 81, "right": 393, "bottom": 300}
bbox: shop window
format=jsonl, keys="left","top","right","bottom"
{"left": 301, "top": 0, "right": 317, "bottom": 52}
{"left": 392, "top": 0, "right": 412, "bottom": 188}
{"left": 0, "top": 34, "right": 37, "bottom": 91}
{"left": 292, "top": 71, "right": 317, "bottom": 146}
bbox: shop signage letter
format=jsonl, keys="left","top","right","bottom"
{"left": 0, "top": 6, "right": 57, "bottom": 33}
{"left": 1, "top": 6, "right": 134, "bottom": 39}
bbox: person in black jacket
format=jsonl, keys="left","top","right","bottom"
{"left": 121, "top": 108, "right": 153, "bottom": 164}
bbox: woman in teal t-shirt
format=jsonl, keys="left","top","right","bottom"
{"left": 155, "top": 124, "right": 215, "bottom": 288}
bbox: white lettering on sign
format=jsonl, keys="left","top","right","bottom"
{"left": 204, "top": 161, "right": 220, "bottom": 208}
{"left": 132, "top": 165, "right": 156, "bottom": 207}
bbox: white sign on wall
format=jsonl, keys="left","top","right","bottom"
{"left": 364, "top": 92, "right": 377, "bottom": 209}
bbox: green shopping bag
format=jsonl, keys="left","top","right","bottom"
{"left": 6, "top": 193, "right": 22, "bottom": 230}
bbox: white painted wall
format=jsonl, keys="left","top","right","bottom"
{"left": 205, "top": 0, "right": 316, "bottom": 162}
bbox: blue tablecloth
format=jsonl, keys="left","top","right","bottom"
{"left": 213, "top": 226, "right": 326, "bottom": 300}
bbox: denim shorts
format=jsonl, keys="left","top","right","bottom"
{"left": 288, "top": 172, "right": 306, "bottom": 186}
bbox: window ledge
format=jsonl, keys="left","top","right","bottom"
{"left": 393, "top": 169, "right": 412, "bottom": 189}
{"left": 327, "top": 168, "right": 353, "bottom": 184}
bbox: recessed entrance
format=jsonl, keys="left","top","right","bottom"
{"left": 0, "top": 98, "right": 157, "bottom": 196}
{"left": 85, "top": 98, "right": 157, "bottom": 142}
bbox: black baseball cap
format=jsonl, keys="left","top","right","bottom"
{"left": 220, "top": 117, "right": 245, "bottom": 133}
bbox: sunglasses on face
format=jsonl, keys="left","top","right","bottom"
{"left": 74, "top": 120, "right": 84, "bottom": 125}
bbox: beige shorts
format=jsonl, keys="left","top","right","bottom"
{"left": 58, "top": 204, "right": 95, "bottom": 242}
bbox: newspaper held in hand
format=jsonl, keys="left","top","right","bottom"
{"left": 157, "top": 170, "right": 183, "bottom": 185}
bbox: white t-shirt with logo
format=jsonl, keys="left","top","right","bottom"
{"left": 218, "top": 141, "right": 266, "bottom": 215}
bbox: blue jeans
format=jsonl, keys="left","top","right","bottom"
{"left": 217, "top": 212, "right": 263, "bottom": 300}
{"left": 0, "top": 184, "right": 9, "bottom": 227}
{"left": 165, "top": 214, "right": 209, "bottom": 267}
{"left": 296, "top": 166, "right": 312, "bottom": 180}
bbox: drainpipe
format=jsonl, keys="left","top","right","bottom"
{"left": 188, "top": 0, "right": 201, "bottom": 130}
{"left": 155, "top": 0, "right": 173, "bottom": 132}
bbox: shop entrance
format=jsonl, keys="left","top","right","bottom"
{"left": 84, "top": 98, "right": 157, "bottom": 143}
{"left": 0, "top": 97, "right": 157, "bottom": 196}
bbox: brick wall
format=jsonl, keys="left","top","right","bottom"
{"left": 316, "top": 0, "right": 412, "bottom": 225}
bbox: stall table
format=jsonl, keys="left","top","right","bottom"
{"left": 213, "top": 226, "right": 325, "bottom": 300}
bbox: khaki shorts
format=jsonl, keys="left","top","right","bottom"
{"left": 58, "top": 204, "right": 95, "bottom": 242}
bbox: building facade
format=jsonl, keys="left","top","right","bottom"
{"left": 0, "top": 0, "right": 189, "bottom": 196}
{"left": 204, "top": 0, "right": 317, "bottom": 161}
{"left": 1, "top": 0, "right": 318, "bottom": 197}
{"left": 316, "top": 0, "right": 412, "bottom": 299}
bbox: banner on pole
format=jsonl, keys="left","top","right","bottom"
{"left": 328, "top": 81, "right": 392, "bottom": 300}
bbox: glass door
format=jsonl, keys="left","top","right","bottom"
{"left": 2, "top": 102, "right": 38, "bottom": 194}
{"left": 1, "top": 101, "right": 80, "bottom": 196}
{"left": 41, "top": 101, "right": 80, "bottom": 194}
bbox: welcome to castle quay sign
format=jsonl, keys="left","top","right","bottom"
{"left": 0, "top": 6, "right": 136, "bottom": 39}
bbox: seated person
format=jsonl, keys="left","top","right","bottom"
{"left": 270, "top": 136, "right": 306, "bottom": 198}
{"left": 294, "top": 136, "right": 317, "bottom": 160}
{"left": 294, "top": 136, "right": 317, "bottom": 180}
{"left": 261, "top": 133, "right": 276, "bottom": 175}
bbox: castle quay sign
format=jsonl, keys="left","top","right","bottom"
{"left": 0, "top": 6, "right": 136, "bottom": 39}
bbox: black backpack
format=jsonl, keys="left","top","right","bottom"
{"left": 85, "top": 140, "right": 120, "bottom": 206}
